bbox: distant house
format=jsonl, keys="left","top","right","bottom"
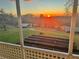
{"left": 21, "top": 23, "right": 30, "bottom": 28}
{"left": 64, "top": 25, "right": 79, "bottom": 33}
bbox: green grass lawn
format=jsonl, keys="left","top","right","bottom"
{"left": 0, "top": 28, "right": 20, "bottom": 43}
{"left": 0, "top": 27, "right": 79, "bottom": 50}
{"left": 0, "top": 28, "right": 40, "bottom": 43}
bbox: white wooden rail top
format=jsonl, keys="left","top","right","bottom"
{"left": 0, "top": 42, "right": 79, "bottom": 59}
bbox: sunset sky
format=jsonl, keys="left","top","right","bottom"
{"left": 0, "top": 0, "right": 68, "bottom": 16}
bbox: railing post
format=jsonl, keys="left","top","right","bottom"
{"left": 68, "top": 0, "right": 78, "bottom": 58}
{"left": 15, "top": 0, "right": 25, "bottom": 59}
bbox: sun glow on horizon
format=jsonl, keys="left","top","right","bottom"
{"left": 20, "top": 10, "right": 67, "bottom": 17}
{"left": 47, "top": 15, "right": 51, "bottom": 17}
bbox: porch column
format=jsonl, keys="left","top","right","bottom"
{"left": 68, "top": 0, "right": 78, "bottom": 56}
{"left": 16, "top": 0, "right": 25, "bottom": 59}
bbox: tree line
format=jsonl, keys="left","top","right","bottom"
{"left": 0, "top": 9, "right": 18, "bottom": 31}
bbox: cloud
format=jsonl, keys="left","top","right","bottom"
{"left": 10, "top": 0, "right": 16, "bottom": 2}
{"left": 9, "top": 0, "right": 16, "bottom": 3}
{"left": 24, "top": 0, "right": 32, "bottom": 3}
{"left": 9, "top": 0, "right": 32, "bottom": 3}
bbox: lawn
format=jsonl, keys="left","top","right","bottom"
{"left": 0, "top": 27, "right": 79, "bottom": 50}
{"left": 0, "top": 28, "right": 39, "bottom": 43}
{"left": 0, "top": 28, "right": 20, "bottom": 43}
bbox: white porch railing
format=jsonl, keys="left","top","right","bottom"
{"left": 0, "top": 0, "right": 79, "bottom": 59}
{"left": 0, "top": 42, "right": 79, "bottom": 59}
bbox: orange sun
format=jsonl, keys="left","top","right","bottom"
{"left": 47, "top": 15, "right": 51, "bottom": 17}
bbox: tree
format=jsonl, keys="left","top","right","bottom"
{"left": 0, "top": 9, "right": 7, "bottom": 31}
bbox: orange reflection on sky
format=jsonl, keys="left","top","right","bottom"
{"left": 21, "top": 9, "right": 65, "bottom": 16}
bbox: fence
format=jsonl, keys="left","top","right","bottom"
{"left": 0, "top": 42, "right": 79, "bottom": 59}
